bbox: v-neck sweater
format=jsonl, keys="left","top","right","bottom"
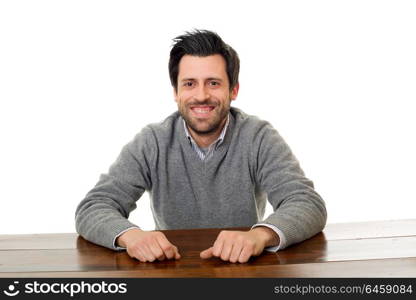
{"left": 75, "top": 107, "right": 327, "bottom": 251}
{"left": 183, "top": 113, "right": 229, "bottom": 161}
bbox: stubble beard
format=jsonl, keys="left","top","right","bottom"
{"left": 179, "top": 99, "right": 231, "bottom": 135}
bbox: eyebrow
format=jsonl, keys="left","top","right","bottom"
{"left": 180, "top": 77, "right": 223, "bottom": 82}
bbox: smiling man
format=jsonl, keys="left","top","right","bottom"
{"left": 175, "top": 54, "right": 237, "bottom": 148}
{"left": 75, "top": 30, "right": 327, "bottom": 263}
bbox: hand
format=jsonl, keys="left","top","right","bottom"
{"left": 200, "top": 227, "right": 279, "bottom": 263}
{"left": 116, "top": 228, "right": 181, "bottom": 262}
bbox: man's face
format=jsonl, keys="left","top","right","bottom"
{"left": 174, "top": 54, "right": 239, "bottom": 135}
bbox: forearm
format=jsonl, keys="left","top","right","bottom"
{"left": 263, "top": 190, "right": 327, "bottom": 249}
{"left": 76, "top": 132, "right": 154, "bottom": 250}
{"left": 254, "top": 124, "right": 327, "bottom": 249}
{"left": 75, "top": 196, "right": 139, "bottom": 250}
{"left": 75, "top": 172, "right": 145, "bottom": 250}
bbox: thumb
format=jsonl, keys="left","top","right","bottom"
{"left": 200, "top": 247, "right": 213, "bottom": 259}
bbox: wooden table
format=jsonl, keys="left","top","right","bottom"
{"left": 1, "top": 219, "right": 416, "bottom": 277}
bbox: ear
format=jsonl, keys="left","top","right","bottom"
{"left": 230, "top": 83, "right": 239, "bottom": 101}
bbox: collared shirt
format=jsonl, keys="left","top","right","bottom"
{"left": 182, "top": 114, "right": 230, "bottom": 161}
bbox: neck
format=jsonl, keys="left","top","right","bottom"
{"left": 187, "top": 117, "right": 227, "bottom": 148}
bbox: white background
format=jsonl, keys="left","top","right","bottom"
{"left": 1, "top": 0, "right": 415, "bottom": 234}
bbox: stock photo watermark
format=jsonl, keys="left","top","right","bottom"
{"left": 2, "top": 280, "right": 127, "bottom": 297}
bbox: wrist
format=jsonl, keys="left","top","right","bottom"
{"left": 250, "top": 226, "right": 279, "bottom": 247}
{"left": 116, "top": 228, "right": 143, "bottom": 247}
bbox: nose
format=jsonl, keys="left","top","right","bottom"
{"left": 193, "top": 85, "right": 210, "bottom": 102}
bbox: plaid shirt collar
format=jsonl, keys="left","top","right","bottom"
{"left": 183, "top": 113, "right": 230, "bottom": 150}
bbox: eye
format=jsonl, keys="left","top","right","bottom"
{"left": 183, "top": 81, "right": 193, "bottom": 87}
{"left": 209, "top": 81, "right": 220, "bottom": 86}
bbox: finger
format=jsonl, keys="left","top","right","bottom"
{"left": 229, "top": 243, "right": 243, "bottom": 263}
{"left": 148, "top": 239, "right": 166, "bottom": 261}
{"left": 156, "top": 252, "right": 166, "bottom": 261}
{"left": 212, "top": 237, "right": 225, "bottom": 257}
{"left": 134, "top": 249, "right": 147, "bottom": 262}
{"left": 141, "top": 244, "right": 157, "bottom": 262}
{"left": 173, "top": 246, "right": 181, "bottom": 260}
{"left": 200, "top": 247, "right": 213, "bottom": 259}
{"left": 127, "top": 247, "right": 147, "bottom": 262}
{"left": 156, "top": 234, "right": 177, "bottom": 260}
{"left": 220, "top": 241, "right": 233, "bottom": 261}
{"left": 238, "top": 245, "right": 253, "bottom": 263}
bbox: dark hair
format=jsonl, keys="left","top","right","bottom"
{"left": 169, "top": 29, "right": 240, "bottom": 91}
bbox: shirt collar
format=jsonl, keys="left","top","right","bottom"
{"left": 183, "top": 113, "right": 230, "bottom": 149}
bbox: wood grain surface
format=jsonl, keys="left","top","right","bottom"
{"left": 1, "top": 219, "right": 415, "bottom": 277}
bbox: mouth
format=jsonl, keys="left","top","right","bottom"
{"left": 190, "top": 105, "right": 216, "bottom": 118}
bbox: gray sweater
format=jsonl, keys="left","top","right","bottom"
{"left": 75, "top": 107, "right": 327, "bottom": 250}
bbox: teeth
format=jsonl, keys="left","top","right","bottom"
{"left": 193, "top": 107, "right": 212, "bottom": 113}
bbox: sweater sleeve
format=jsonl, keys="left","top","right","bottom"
{"left": 75, "top": 126, "right": 155, "bottom": 250}
{"left": 252, "top": 122, "right": 327, "bottom": 250}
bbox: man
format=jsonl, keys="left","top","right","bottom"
{"left": 75, "top": 29, "right": 327, "bottom": 264}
